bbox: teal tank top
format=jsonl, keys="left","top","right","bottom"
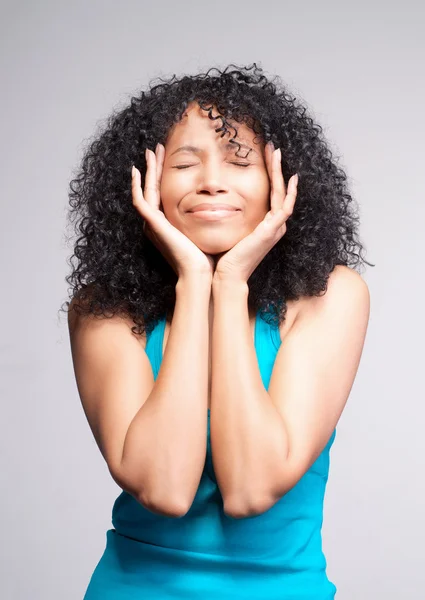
{"left": 84, "top": 311, "right": 337, "bottom": 599}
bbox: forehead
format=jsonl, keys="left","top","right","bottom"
{"left": 165, "top": 102, "right": 262, "bottom": 153}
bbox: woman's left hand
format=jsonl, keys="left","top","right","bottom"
{"left": 213, "top": 142, "right": 298, "bottom": 284}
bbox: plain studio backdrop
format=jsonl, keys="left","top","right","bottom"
{"left": 1, "top": 1, "right": 423, "bottom": 598}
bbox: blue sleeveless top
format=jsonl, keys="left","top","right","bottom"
{"left": 84, "top": 311, "right": 337, "bottom": 599}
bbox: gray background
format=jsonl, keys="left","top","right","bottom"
{"left": 1, "top": 1, "right": 424, "bottom": 598}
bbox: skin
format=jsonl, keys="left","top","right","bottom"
{"left": 154, "top": 102, "right": 300, "bottom": 387}
{"left": 68, "top": 102, "right": 369, "bottom": 519}
{"left": 132, "top": 101, "right": 301, "bottom": 419}
{"left": 160, "top": 102, "right": 271, "bottom": 257}
{"left": 132, "top": 102, "right": 302, "bottom": 381}
{"left": 158, "top": 101, "right": 293, "bottom": 339}
{"left": 132, "top": 108, "right": 369, "bottom": 516}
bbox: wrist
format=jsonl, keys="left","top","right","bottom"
{"left": 176, "top": 273, "right": 212, "bottom": 293}
{"left": 212, "top": 276, "right": 249, "bottom": 295}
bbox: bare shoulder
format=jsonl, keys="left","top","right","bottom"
{"left": 303, "top": 265, "right": 369, "bottom": 312}
{"left": 67, "top": 294, "right": 147, "bottom": 347}
{"left": 279, "top": 266, "right": 369, "bottom": 340}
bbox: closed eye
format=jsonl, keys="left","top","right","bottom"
{"left": 173, "top": 163, "right": 251, "bottom": 170}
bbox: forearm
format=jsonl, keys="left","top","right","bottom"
{"left": 210, "top": 279, "right": 289, "bottom": 514}
{"left": 121, "top": 275, "right": 211, "bottom": 512}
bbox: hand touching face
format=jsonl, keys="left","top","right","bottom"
{"left": 159, "top": 102, "right": 271, "bottom": 256}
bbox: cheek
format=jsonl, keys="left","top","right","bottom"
{"left": 243, "top": 174, "right": 270, "bottom": 210}
{"left": 158, "top": 177, "right": 189, "bottom": 229}
{"left": 160, "top": 168, "right": 194, "bottom": 194}
{"left": 159, "top": 174, "right": 174, "bottom": 200}
{"left": 159, "top": 176, "right": 182, "bottom": 212}
{"left": 260, "top": 170, "right": 272, "bottom": 198}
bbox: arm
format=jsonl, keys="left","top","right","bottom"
{"left": 68, "top": 274, "right": 211, "bottom": 518}
{"left": 210, "top": 265, "right": 370, "bottom": 518}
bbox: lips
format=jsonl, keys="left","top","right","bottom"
{"left": 189, "top": 203, "right": 240, "bottom": 212}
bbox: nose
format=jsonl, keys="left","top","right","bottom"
{"left": 195, "top": 161, "right": 230, "bottom": 196}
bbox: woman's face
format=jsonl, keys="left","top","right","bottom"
{"left": 159, "top": 102, "right": 271, "bottom": 255}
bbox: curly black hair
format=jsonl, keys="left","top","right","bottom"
{"left": 60, "top": 62, "right": 374, "bottom": 336}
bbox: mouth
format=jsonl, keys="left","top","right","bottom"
{"left": 187, "top": 208, "right": 241, "bottom": 221}
{"left": 188, "top": 203, "right": 240, "bottom": 212}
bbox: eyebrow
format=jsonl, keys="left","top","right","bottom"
{"left": 169, "top": 143, "right": 258, "bottom": 157}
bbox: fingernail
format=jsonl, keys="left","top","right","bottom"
{"left": 132, "top": 165, "right": 135, "bottom": 176}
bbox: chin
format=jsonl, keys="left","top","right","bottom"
{"left": 189, "top": 231, "right": 244, "bottom": 255}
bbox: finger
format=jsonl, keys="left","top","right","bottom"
{"left": 269, "top": 173, "right": 298, "bottom": 226}
{"left": 263, "top": 173, "right": 297, "bottom": 231}
{"left": 131, "top": 165, "right": 146, "bottom": 214}
{"left": 264, "top": 141, "right": 274, "bottom": 190}
{"left": 270, "top": 148, "right": 286, "bottom": 213}
{"left": 131, "top": 165, "right": 164, "bottom": 246}
{"left": 264, "top": 143, "right": 286, "bottom": 214}
{"left": 155, "top": 143, "right": 165, "bottom": 180}
{"left": 132, "top": 164, "right": 157, "bottom": 221}
{"left": 144, "top": 148, "right": 160, "bottom": 209}
{"left": 155, "top": 143, "right": 165, "bottom": 210}
{"left": 282, "top": 173, "right": 298, "bottom": 217}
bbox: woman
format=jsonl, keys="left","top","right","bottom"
{"left": 64, "top": 63, "right": 372, "bottom": 599}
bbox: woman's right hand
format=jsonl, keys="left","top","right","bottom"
{"left": 131, "top": 143, "right": 215, "bottom": 281}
